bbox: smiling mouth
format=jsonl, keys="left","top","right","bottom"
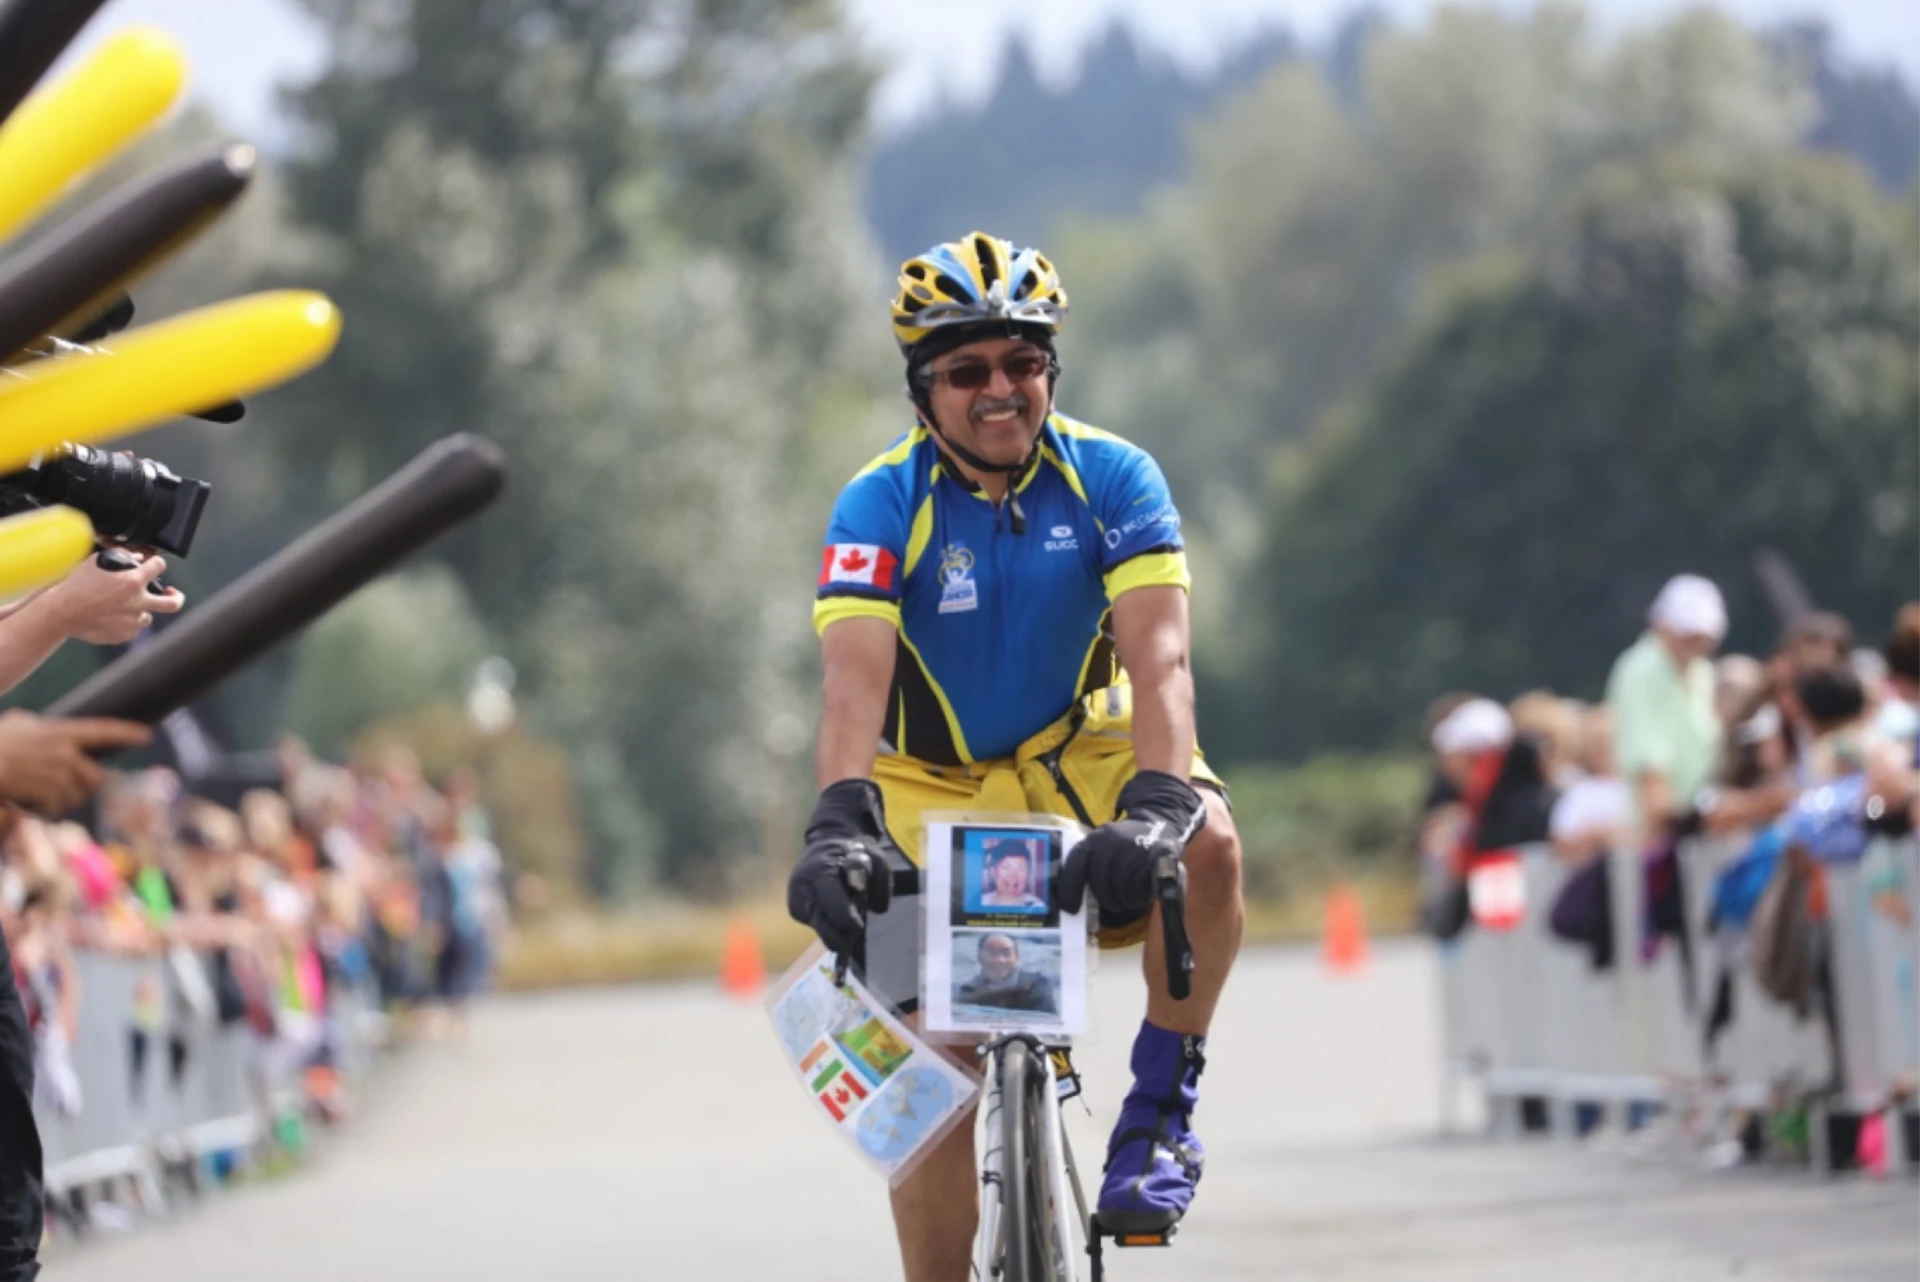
{"left": 973, "top": 397, "right": 1027, "bottom": 426}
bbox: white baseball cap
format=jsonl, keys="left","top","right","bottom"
{"left": 1649, "top": 574, "right": 1727, "bottom": 641}
{"left": 1431, "top": 698, "right": 1513, "bottom": 754}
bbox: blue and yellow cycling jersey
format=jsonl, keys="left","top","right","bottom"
{"left": 813, "top": 413, "right": 1189, "bottom": 766}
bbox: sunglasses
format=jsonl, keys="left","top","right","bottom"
{"left": 920, "top": 350, "right": 1051, "bottom": 391}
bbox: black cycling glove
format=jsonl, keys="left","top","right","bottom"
{"left": 788, "top": 778, "right": 892, "bottom": 955}
{"left": 1055, "top": 770, "right": 1207, "bottom": 918}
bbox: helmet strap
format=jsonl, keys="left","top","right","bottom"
{"left": 911, "top": 394, "right": 1049, "bottom": 539}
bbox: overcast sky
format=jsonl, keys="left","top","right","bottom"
{"left": 54, "top": 0, "right": 1920, "bottom": 143}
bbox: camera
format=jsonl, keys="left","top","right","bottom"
{"left": 0, "top": 442, "right": 211, "bottom": 556}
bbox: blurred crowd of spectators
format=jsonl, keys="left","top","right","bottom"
{"left": 1416, "top": 576, "right": 1920, "bottom": 1160}
{"left": 1420, "top": 583, "right": 1918, "bottom": 896}
{"left": 1, "top": 737, "right": 506, "bottom": 1134}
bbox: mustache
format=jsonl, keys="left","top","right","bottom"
{"left": 971, "top": 393, "right": 1030, "bottom": 422}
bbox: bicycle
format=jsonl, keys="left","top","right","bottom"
{"left": 832, "top": 836, "right": 1195, "bottom": 1282}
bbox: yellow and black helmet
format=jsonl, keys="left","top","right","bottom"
{"left": 890, "top": 230, "right": 1068, "bottom": 360}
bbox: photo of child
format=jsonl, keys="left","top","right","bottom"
{"left": 952, "top": 829, "right": 1056, "bottom": 924}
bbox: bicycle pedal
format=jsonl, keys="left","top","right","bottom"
{"left": 1092, "top": 1212, "right": 1178, "bottom": 1247}
{"left": 1088, "top": 1215, "right": 1177, "bottom": 1282}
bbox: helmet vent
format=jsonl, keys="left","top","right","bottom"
{"left": 931, "top": 271, "right": 969, "bottom": 299}
{"left": 1015, "top": 269, "right": 1038, "bottom": 299}
{"left": 973, "top": 236, "right": 1000, "bottom": 289}
{"left": 905, "top": 264, "right": 928, "bottom": 280}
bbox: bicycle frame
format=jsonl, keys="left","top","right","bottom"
{"left": 822, "top": 814, "right": 1197, "bottom": 1279}
{"left": 975, "top": 1033, "right": 1091, "bottom": 1281}
{"left": 975, "top": 1036, "right": 1082, "bottom": 1274}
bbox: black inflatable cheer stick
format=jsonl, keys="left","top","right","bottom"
{"left": 0, "top": 0, "right": 115, "bottom": 128}
{"left": 0, "top": 143, "right": 256, "bottom": 364}
{"left": 50, "top": 434, "right": 508, "bottom": 725}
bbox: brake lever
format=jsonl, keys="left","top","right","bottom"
{"left": 832, "top": 846, "right": 875, "bottom": 988}
{"left": 1153, "top": 852, "right": 1194, "bottom": 1002}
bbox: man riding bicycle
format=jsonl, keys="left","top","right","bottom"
{"left": 788, "top": 231, "right": 1245, "bottom": 1282}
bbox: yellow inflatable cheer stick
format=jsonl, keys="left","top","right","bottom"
{"left": 0, "top": 27, "right": 187, "bottom": 244}
{"left": 0, "top": 291, "right": 341, "bottom": 473}
{"left": 0, "top": 507, "right": 94, "bottom": 600}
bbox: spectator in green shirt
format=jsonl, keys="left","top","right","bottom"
{"left": 1606, "top": 575, "right": 1728, "bottom": 833}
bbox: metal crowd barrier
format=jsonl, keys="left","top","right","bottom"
{"left": 1437, "top": 837, "right": 1920, "bottom": 1173}
{"left": 30, "top": 948, "right": 380, "bottom": 1203}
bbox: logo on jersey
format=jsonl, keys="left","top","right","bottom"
{"left": 937, "top": 543, "right": 978, "bottom": 614}
{"left": 1103, "top": 503, "right": 1180, "bottom": 550}
{"left": 820, "top": 543, "right": 897, "bottom": 590}
{"left": 1045, "top": 523, "right": 1079, "bottom": 552}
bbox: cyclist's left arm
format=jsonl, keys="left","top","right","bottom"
{"left": 1095, "top": 442, "right": 1195, "bottom": 781}
{"left": 1112, "top": 584, "right": 1196, "bottom": 780}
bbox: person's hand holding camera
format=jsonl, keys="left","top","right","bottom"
{"left": 0, "top": 709, "right": 150, "bottom": 814}
{"left": 37, "top": 550, "right": 184, "bottom": 644}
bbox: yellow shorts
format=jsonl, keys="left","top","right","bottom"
{"left": 872, "top": 683, "right": 1225, "bottom": 951}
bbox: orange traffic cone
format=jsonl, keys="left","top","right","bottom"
{"left": 721, "top": 917, "right": 767, "bottom": 998}
{"left": 1321, "top": 884, "right": 1369, "bottom": 975}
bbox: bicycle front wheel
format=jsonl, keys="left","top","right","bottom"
{"left": 999, "top": 1040, "right": 1063, "bottom": 1282}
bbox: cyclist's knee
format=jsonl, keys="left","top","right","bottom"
{"left": 1184, "top": 792, "right": 1242, "bottom": 902}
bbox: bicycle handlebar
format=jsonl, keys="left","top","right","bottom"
{"left": 830, "top": 843, "right": 889, "bottom": 987}
{"left": 1152, "top": 852, "right": 1194, "bottom": 1002}
{"left": 822, "top": 836, "right": 1194, "bottom": 1003}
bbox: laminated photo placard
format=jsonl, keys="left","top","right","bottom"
{"left": 767, "top": 945, "right": 979, "bottom": 1187}
{"left": 921, "top": 813, "right": 1089, "bottom": 1039}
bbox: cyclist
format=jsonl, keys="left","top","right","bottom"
{"left": 788, "top": 231, "right": 1244, "bottom": 1281}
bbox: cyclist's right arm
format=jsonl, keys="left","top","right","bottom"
{"left": 789, "top": 617, "right": 899, "bottom": 958}
{"left": 815, "top": 616, "right": 896, "bottom": 788}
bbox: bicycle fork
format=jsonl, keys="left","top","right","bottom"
{"left": 1035, "top": 1049, "right": 1080, "bottom": 1278}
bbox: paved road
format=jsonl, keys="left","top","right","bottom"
{"left": 44, "top": 942, "right": 1918, "bottom": 1281}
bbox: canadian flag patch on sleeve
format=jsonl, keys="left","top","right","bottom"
{"left": 820, "top": 543, "right": 898, "bottom": 590}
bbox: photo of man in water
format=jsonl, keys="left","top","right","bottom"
{"left": 953, "top": 932, "right": 1058, "bottom": 1015}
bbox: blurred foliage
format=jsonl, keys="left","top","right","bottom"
{"left": 1223, "top": 756, "right": 1427, "bottom": 902}
{"left": 237, "top": 0, "right": 895, "bottom": 893}
{"left": 281, "top": 565, "right": 491, "bottom": 755}
{"left": 1237, "top": 153, "right": 1918, "bottom": 758}
{"left": 1773, "top": 21, "right": 1920, "bottom": 191}
{"left": 1060, "top": 7, "right": 1817, "bottom": 567}
{"left": 863, "top": 23, "right": 1302, "bottom": 262}
{"left": 1042, "top": 8, "right": 1915, "bottom": 761}
{"left": 869, "top": 12, "right": 1916, "bottom": 264}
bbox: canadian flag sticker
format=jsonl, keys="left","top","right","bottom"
{"left": 820, "top": 543, "right": 898, "bottom": 590}
{"left": 811, "top": 1057, "right": 870, "bottom": 1123}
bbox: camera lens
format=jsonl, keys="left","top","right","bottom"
{"left": 0, "top": 443, "right": 210, "bottom": 555}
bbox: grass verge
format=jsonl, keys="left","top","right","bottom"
{"left": 495, "top": 870, "right": 1420, "bottom": 993}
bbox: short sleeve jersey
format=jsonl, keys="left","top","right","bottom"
{"left": 813, "top": 413, "right": 1189, "bottom": 766}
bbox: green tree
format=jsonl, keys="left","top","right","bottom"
{"left": 281, "top": 564, "right": 492, "bottom": 755}
{"left": 1059, "top": 6, "right": 1811, "bottom": 529}
{"left": 1234, "top": 153, "right": 1917, "bottom": 760}
{"left": 258, "top": 0, "right": 893, "bottom": 892}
